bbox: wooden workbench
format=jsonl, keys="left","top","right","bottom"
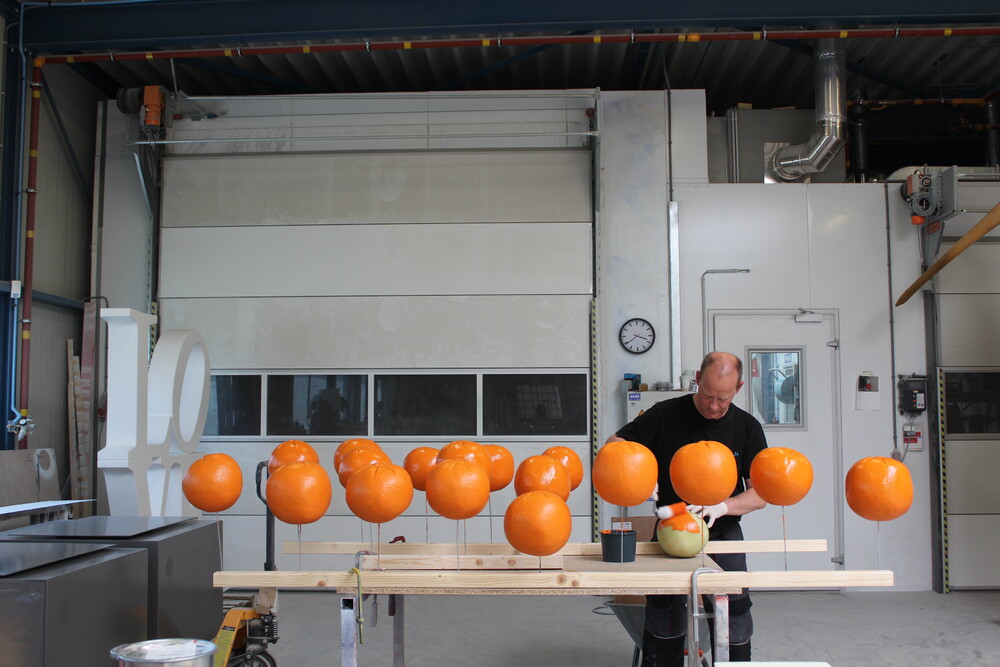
{"left": 214, "top": 541, "right": 892, "bottom": 666}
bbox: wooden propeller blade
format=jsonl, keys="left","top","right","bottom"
{"left": 896, "top": 201, "right": 1000, "bottom": 306}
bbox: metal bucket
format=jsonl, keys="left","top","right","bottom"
{"left": 110, "top": 639, "right": 216, "bottom": 666}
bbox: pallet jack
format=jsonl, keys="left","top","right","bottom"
{"left": 211, "top": 461, "right": 281, "bottom": 666}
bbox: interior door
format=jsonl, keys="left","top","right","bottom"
{"left": 711, "top": 309, "right": 843, "bottom": 571}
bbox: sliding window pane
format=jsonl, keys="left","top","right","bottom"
{"left": 944, "top": 371, "right": 1000, "bottom": 435}
{"left": 267, "top": 375, "right": 367, "bottom": 436}
{"left": 205, "top": 375, "right": 261, "bottom": 436}
{"left": 375, "top": 375, "right": 476, "bottom": 436}
{"left": 483, "top": 374, "right": 587, "bottom": 436}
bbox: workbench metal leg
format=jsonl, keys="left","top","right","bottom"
{"left": 390, "top": 594, "right": 405, "bottom": 666}
{"left": 341, "top": 596, "right": 358, "bottom": 667}
{"left": 712, "top": 594, "right": 729, "bottom": 665}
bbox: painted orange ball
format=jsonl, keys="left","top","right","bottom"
{"left": 266, "top": 461, "right": 332, "bottom": 525}
{"left": 592, "top": 440, "right": 657, "bottom": 507}
{"left": 669, "top": 441, "right": 737, "bottom": 506}
{"left": 333, "top": 438, "right": 381, "bottom": 471}
{"left": 402, "top": 447, "right": 438, "bottom": 492}
{"left": 543, "top": 446, "right": 584, "bottom": 490}
{"left": 425, "top": 459, "right": 490, "bottom": 520}
{"left": 182, "top": 453, "right": 243, "bottom": 513}
{"left": 845, "top": 457, "right": 913, "bottom": 522}
{"left": 437, "top": 440, "right": 491, "bottom": 475}
{"left": 346, "top": 463, "right": 414, "bottom": 524}
{"left": 504, "top": 491, "right": 573, "bottom": 557}
{"left": 337, "top": 446, "right": 391, "bottom": 487}
{"left": 268, "top": 439, "right": 319, "bottom": 475}
{"left": 514, "top": 454, "right": 571, "bottom": 501}
{"left": 485, "top": 444, "right": 515, "bottom": 492}
{"left": 749, "top": 447, "right": 814, "bottom": 506}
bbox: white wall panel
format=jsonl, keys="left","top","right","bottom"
{"left": 939, "top": 295, "right": 1000, "bottom": 366}
{"left": 946, "top": 515, "right": 1000, "bottom": 588}
{"left": 945, "top": 440, "right": 1000, "bottom": 513}
{"left": 34, "top": 65, "right": 98, "bottom": 298}
{"left": 160, "top": 223, "right": 591, "bottom": 298}
{"left": 167, "top": 91, "right": 596, "bottom": 154}
{"left": 161, "top": 151, "right": 592, "bottom": 227}
{"left": 27, "top": 303, "right": 81, "bottom": 486}
{"left": 159, "top": 295, "right": 591, "bottom": 369}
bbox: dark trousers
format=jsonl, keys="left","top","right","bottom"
{"left": 641, "top": 523, "right": 752, "bottom": 666}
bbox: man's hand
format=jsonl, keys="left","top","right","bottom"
{"left": 654, "top": 501, "right": 688, "bottom": 520}
{"left": 687, "top": 502, "right": 728, "bottom": 528}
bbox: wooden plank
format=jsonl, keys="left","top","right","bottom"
{"left": 213, "top": 568, "right": 892, "bottom": 593}
{"left": 360, "top": 554, "right": 563, "bottom": 570}
{"left": 284, "top": 539, "right": 828, "bottom": 556}
{"left": 77, "top": 305, "right": 96, "bottom": 516}
{"left": 65, "top": 340, "right": 81, "bottom": 504}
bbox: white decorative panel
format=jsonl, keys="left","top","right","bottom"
{"left": 159, "top": 222, "right": 592, "bottom": 298}
{"left": 159, "top": 295, "right": 591, "bottom": 369}
{"left": 161, "top": 151, "right": 592, "bottom": 227}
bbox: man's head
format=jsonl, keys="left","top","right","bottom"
{"left": 693, "top": 351, "right": 744, "bottom": 420}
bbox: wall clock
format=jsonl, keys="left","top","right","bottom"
{"left": 619, "top": 318, "right": 655, "bottom": 354}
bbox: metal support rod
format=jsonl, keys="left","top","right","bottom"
{"left": 701, "top": 269, "right": 750, "bottom": 357}
{"left": 668, "top": 202, "right": 681, "bottom": 387}
{"left": 390, "top": 594, "right": 405, "bottom": 667}
{"left": 712, "top": 593, "right": 730, "bottom": 663}
{"left": 340, "top": 596, "right": 358, "bottom": 667}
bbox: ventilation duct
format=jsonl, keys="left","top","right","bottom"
{"left": 769, "top": 38, "right": 846, "bottom": 182}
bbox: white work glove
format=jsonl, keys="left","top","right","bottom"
{"left": 654, "top": 501, "right": 688, "bottom": 520}
{"left": 687, "top": 502, "right": 728, "bottom": 528}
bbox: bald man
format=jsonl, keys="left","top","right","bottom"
{"left": 606, "top": 351, "right": 768, "bottom": 666}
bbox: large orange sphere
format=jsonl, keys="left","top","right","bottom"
{"left": 592, "top": 441, "right": 658, "bottom": 507}
{"left": 749, "top": 447, "right": 814, "bottom": 506}
{"left": 266, "top": 461, "right": 332, "bottom": 525}
{"left": 437, "top": 440, "right": 491, "bottom": 474}
{"left": 425, "top": 459, "right": 490, "bottom": 520}
{"left": 183, "top": 453, "right": 243, "bottom": 513}
{"left": 346, "top": 463, "right": 414, "bottom": 523}
{"left": 402, "top": 447, "right": 438, "bottom": 492}
{"left": 337, "top": 446, "right": 391, "bottom": 487}
{"left": 669, "top": 441, "right": 738, "bottom": 506}
{"left": 485, "top": 444, "right": 515, "bottom": 492}
{"left": 514, "top": 455, "right": 571, "bottom": 501}
{"left": 268, "top": 439, "right": 319, "bottom": 475}
{"left": 845, "top": 457, "right": 913, "bottom": 522}
{"left": 333, "top": 438, "right": 381, "bottom": 471}
{"left": 543, "top": 446, "right": 585, "bottom": 490}
{"left": 504, "top": 491, "right": 573, "bottom": 557}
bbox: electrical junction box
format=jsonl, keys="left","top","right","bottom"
{"left": 898, "top": 375, "right": 927, "bottom": 415}
{"left": 903, "top": 423, "right": 924, "bottom": 452}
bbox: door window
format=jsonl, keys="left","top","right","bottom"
{"left": 748, "top": 349, "right": 803, "bottom": 427}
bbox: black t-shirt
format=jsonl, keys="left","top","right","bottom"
{"left": 616, "top": 393, "right": 767, "bottom": 533}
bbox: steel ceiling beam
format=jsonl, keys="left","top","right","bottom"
{"left": 19, "top": 0, "right": 1000, "bottom": 53}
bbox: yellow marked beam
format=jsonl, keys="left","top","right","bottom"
{"left": 944, "top": 28, "right": 953, "bottom": 37}
{"left": 403, "top": 41, "right": 412, "bottom": 49}
{"left": 26, "top": 230, "right": 34, "bottom": 237}
{"left": 22, "top": 331, "right": 29, "bottom": 339}
{"left": 224, "top": 49, "right": 233, "bottom": 57}
{"left": 303, "top": 46, "right": 311, "bottom": 53}
{"left": 840, "top": 30, "right": 849, "bottom": 39}
{"left": 593, "top": 36, "right": 602, "bottom": 43}
{"left": 146, "top": 53, "right": 154, "bottom": 60}
{"left": 482, "top": 39, "right": 490, "bottom": 47}
{"left": 29, "top": 150, "right": 38, "bottom": 158}
{"left": 687, "top": 33, "right": 701, "bottom": 42}
{"left": 753, "top": 32, "right": 762, "bottom": 40}
{"left": 34, "top": 57, "right": 47, "bottom": 67}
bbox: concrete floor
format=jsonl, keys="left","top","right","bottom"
{"left": 258, "top": 588, "right": 1000, "bottom": 666}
